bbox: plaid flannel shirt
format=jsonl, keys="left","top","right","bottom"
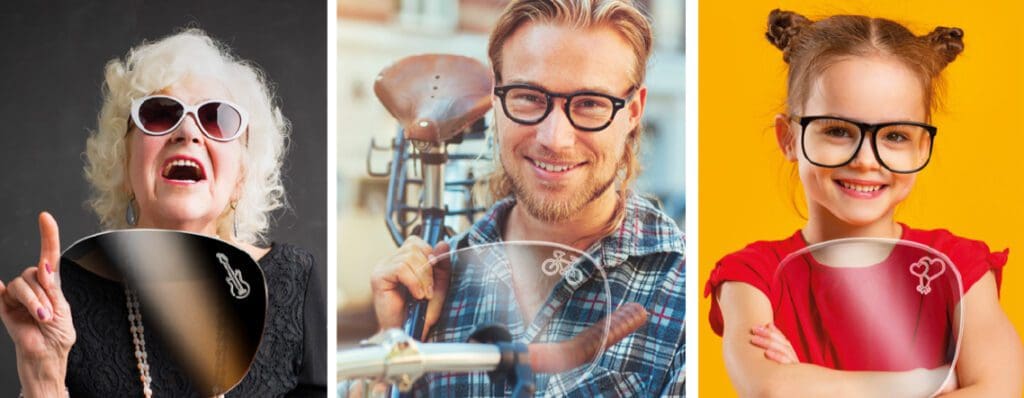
{"left": 418, "top": 192, "right": 686, "bottom": 397}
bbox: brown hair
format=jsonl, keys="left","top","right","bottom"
{"left": 486, "top": 0, "right": 653, "bottom": 235}
{"left": 766, "top": 9, "right": 964, "bottom": 117}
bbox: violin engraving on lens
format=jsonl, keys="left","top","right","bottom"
{"left": 217, "top": 252, "right": 251, "bottom": 299}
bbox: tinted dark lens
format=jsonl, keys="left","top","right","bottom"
{"left": 138, "top": 97, "right": 184, "bottom": 133}
{"left": 198, "top": 102, "right": 241, "bottom": 139}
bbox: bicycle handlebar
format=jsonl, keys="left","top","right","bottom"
{"left": 337, "top": 303, "right": 649, "bottom": 389}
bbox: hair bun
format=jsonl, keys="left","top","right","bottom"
{"left": 925, "top": 26, "right": 964, "bottom": 69}
{"left": 766, "top": 9, "right": 811, "bottom": 62}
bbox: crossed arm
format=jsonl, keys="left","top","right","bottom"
{"left": 716, "top": 272, "right": 1023, "bottom": 397}
{"left": 936, "top": 273, "right": 1023, "bottom": 397}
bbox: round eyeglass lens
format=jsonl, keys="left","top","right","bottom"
{"left": 138, "top": 97, "right": 185, "bottom": 134}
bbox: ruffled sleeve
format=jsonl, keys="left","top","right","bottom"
{"left": 905, "top": 227, "right": 1009, "bottom": 295}
{"left": 704, "top": 237, "right": 796, "bottom": 336}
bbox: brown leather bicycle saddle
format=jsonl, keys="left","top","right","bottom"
{"left": 374, "top": 54, "right": 493, "bottom": 143}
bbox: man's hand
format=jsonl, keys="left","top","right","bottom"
{"left": 370, "top": 236, "right": 451, "bottom": 339}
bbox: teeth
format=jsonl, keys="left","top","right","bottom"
{"left": 163, "top": 159, "right": 201, "bottom": 176}
{"left": 839, "top": 181, "right": 882, "bottom": 193}
{"left": 532, "top": 159, "right": 575, "bottom": 173}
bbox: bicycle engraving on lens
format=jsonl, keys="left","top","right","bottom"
{"left": 540, "top": 249, "right": 585, "bottom": 287}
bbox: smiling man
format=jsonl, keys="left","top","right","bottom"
{"left": 369, "top": 0, "right": 685, "bottom": 396}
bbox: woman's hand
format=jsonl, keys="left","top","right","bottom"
{"left": 750, "top": 323, "right": 799, "bottom": 364}
{"left": 0, "top": 212, "right": 75, "bottom": 398}
{"left": 370, "top": 236, "right": 451, "bottom": 340}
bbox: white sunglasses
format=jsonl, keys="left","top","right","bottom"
{"left": 129, "top": 95, "right": 249, "bottom": 142}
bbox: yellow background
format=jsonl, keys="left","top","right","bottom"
{"left": 698, "top": 0, "right": 1024, "bottom": 395}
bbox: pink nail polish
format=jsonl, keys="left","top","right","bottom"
{"left": 37, "top": 307, "right": 49, "bottom": 321}
{"left": 45, "top": 262, "right": 53, "bottom": 274}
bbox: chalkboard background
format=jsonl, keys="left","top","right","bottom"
{"left": 0, "top": 1, "right": 327, "bottom": 393}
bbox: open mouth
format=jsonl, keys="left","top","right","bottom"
{"left": 835, "top": 179, "right": 886, "bottom": 194}
{"left": 162, "top": 157, "right": 206, "bottom": 183}
{"left": 529, "top": 157, "right": 585, "bottom": 173}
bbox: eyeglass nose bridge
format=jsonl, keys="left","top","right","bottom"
{"left": 844, "top": 124, "right": 886, "bottom": 168}
{"left": 169, "top": 108, "right": 206, "bottom": 141}
{"left": 547, "top": 92, "right": 579, "bottom": 127}
{"left": 515, "top": 91, "right": 577, "bottom": 131}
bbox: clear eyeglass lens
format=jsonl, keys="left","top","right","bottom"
{"left": 874, "top": 124, "right": 932, "bottom": 171}
{"left": 504, "top": 87, "right": 549, "bottom": 122}
{"left": 569, "top": 95, "right": 615, "bottom": 128}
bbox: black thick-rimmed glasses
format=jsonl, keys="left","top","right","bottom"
{"left": 493, "top": 84, "right": 635, "bottom": 132}
{"left": 795, "top": 115, "right": 938, "bottom": 174}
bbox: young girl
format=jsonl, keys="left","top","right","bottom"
{"left": 705, "top": 9, "right": 1024, "bottom": 397}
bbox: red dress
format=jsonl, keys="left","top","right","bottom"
{"left": 704, "top": 224, "right": 1008, "bottom": 371}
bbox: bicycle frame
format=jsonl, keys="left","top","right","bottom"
{"left": 367, "top": 53, "right": 495, "bottom": 397}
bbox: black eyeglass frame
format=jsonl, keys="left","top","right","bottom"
{"left": 492, "top": 84, "right": 636, "bottom": 132}
{"left": 795, "top": 115, "right": 938, "bottom": 174}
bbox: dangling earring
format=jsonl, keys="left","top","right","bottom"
{"left": 126, "top": 194, "right": 138, "bottom": 226}
{"left": 230, "top": 201, "right": 239, "bottom": 238}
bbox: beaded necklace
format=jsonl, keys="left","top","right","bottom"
{"left": 124, "top": 288, "right": 153, "bottom": 397}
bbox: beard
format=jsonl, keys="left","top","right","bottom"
{"left": 501, "top": 149, "right": 619, "bottom": 223}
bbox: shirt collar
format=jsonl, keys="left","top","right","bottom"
{"left": 463, "top": 191, "right": 684, "bottom": 268}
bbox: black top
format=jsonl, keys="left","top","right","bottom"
{"left": 64, "top": 242, "right": 326, "bottom": 397}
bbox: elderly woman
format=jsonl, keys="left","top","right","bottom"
{"left": 0, "top": 30, "right": 325, "bottom": 397}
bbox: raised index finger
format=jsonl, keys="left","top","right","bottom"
{"left": 37, "top": 212, "right": 61, "bottom": 285}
